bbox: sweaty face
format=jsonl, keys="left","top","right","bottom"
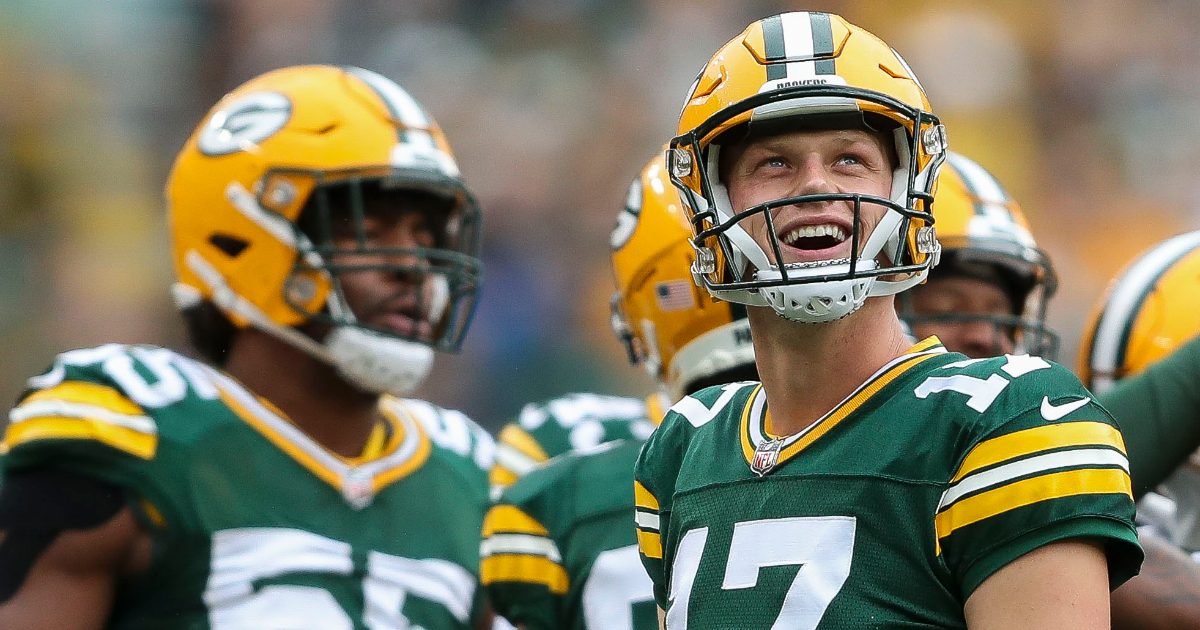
{"left": 316, "top": 182, "right": 457, "bottom": 342}
{"left": 721, "top": 128, "right": 895, "bottom": 267}
{"left": 907, "top": 275, "right": 1016, "bottom": 358}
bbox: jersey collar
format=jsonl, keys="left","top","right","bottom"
{"left": 205, "top": 366, "right": 431, "bottom": 509}
{"left": 739, "top": 336, "right": 947, "bottom": 474}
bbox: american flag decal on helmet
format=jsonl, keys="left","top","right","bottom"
{"left": 655, "top": 280, "right": 695, "bottom": 312}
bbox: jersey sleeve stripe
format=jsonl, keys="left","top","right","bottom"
{"left": 482, "top": 505, "right": 550, "bottom": 537}
{"left": 951, "top": 421, "right": 1126, "bottom": 483}
{"left": 496, "top": 425, "right": 550, "bottom": 464}
{"left": 635, "top": 510, "right": 660, "bottom": 531}
{"left": 935, "top": 467, "right": 1132, "bottom": 542}
{"left": 480, "top": 533, "right": 562, "bottom": 563}
{"left": 489, "top": 466, "right": 519, "bottom": 493}
{"left": 2, "top": 416, "right": 157, "bottom": 459}
{"left": 10, "top": 400, "right": 157, "bottom": 434}
{"left": 480, "top": 554, "right": 569, "bottom": 594}
{"left": 939, "top": 447, "right": 1130, "bottom": 510}
{"left": 20, "top": 381, "right": 145, "bottom": 415}
{"left": 494, "top": 443, "right": 541, "bottom": 477}
{"left": 637, "top": 529, "right": 663, "bottom": 560}
{"left": 634, "top": 481, "right": 659, "bottom": 511}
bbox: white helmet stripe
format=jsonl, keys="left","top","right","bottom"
{"left": 947, "top": 152, "right": 1007, "bottom": 208}
{"left": 345, "top": 66, "right": 430, "bottom": 130}
{"left": 780, "top": 12, "right": 817, "bottom": 79}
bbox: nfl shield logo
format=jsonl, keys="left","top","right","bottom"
{"left": 342, "top": 470, "right": 376, "bottom": 510}
{"left": 751, "top": 439, "right": 784, "bottom": 477}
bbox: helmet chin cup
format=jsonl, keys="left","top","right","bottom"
{"left": 756, "top": 260, "right": 877, "bottom": 323}
{"left": 324, "top": 326, "right": 434, "bottom": 397}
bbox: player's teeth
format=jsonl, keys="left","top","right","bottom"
{"left": 782, "top": 224, "right": 847, "bottom": 245}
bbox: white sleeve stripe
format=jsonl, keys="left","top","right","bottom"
{"left": 494, "top": 444, "right": 541, "bottom": 475}
{"left": 939, "top": 447, "right": 1130, "bottom": 511}
{"left": 480, "top": 533, "right": 562, "bottom": 563}
{"left": 635, "top": 510, "right": 660, "bottom": 531}
{"left": 9, "top": 400, "right": 157, "bottom": 435}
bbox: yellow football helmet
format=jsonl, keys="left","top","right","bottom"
{"left": 167, "top": 65, "right": 481, "bottom": 395}
{"left": 1079, "top": 230, "right": 1200, "bottom": 394}
{"left": 611, "top": 150, "right": 754, "bottom": 400}
{"left": 899, "top": 151, "right": 1058, "bottom": 357}
{"left": 669, "top": 11, "right": 946, "bottom": 323}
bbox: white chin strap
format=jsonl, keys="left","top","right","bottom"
{"left": 324, "top": 327, "right": 433, "bottom": 397}
{"left": 756, "top": 259, "right": 878, "bottom": 323}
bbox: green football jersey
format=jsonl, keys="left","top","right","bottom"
{"left": 482, "top": 440, "right": 656, "bottom": 630}
{"left": 1098, "top": 334, "right": 1200, "bottom": 498}
{"left": 2, "top": 344, "right": 492, "bottom": 630}
{"left": 489, "top": 392, "right": 659, "bottom": 493}
{"left": 635, "top": 338, "right": 1143, "bottom": 629}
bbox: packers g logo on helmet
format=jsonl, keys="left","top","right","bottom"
{"left": 1080, "top": 230, "right": 1200, "bottom": 394}
{"left": 669, "top": 11, "right": 946, "bottom": 324}
{"left": 900, "top": 151, "right": 1059, "bottom": 358}
{"left": 167, "top": 65, "right": 482, "bottom": 396}
{"left": 196, "top": 92, "right": 292, "bottom": 157}
{"left": 610, "top": 150, "right": 754, "bottom": 400}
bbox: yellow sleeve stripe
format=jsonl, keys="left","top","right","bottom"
{"left": 2, "top": 416, "right": 157, "bottom": 459}
{"left": 494, "top": 443, "right": 541, "bottom": 479}
{"left": 952, "top": 422, "right": 1126, "bottom": 483}
{"left": 20, "top": 381, "right": 143, "bottom": 416}
{"left": 10, "top": 400, "right": 156, "bottom": 435}
{"left": 637, "top": 529, "right": 663, "bottom": 560}
{"left": 935, "top": 467, "right": 1132, "bottom": 541}
{"left": 489, "top": 465, "right": 520, "bottom": 491}
{"left": 483, "top": 505, "right": 550, "bottom": 537}
{"left": 497, "top": 425, "right": 549, "bottom": 464}
{"left": 634, "top": 481, "right": 659, "bottom": 511}
{"left": 480, "top": 554, "right": 569, "bottom": 594}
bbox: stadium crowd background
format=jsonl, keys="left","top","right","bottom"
{"left": 2, "top": 0, "right": 1199, "bottom": 430}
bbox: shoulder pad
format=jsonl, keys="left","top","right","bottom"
{"left": 385, "top": 397, "right": 495, "bottom": 473}
{"left": 6, "top": 345, "right": 220, "bottom": 461}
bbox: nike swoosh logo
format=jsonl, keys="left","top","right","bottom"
{"left": 1041, "top": 396, "right": 1091, "bottom": 421}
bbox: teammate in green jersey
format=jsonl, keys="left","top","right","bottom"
{"left": 636, "top": 11, "right": 1141, "bottom": 628}
{"left": 482, "top": 151, "right": 757, "bottom": 629}
{"left": 1080, "top": 230, "right": 1200, "bottom": 504}
{"left": 0, "top": 65, "right": 497, "bottom": 629}
{"left": 899, "top": 153, "right": 1200, "bottom": 628}
{"left": 1078, "top": 231, "right": 1200, "bottom": 628}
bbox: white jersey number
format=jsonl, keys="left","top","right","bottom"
{"left": 668, "top": 516, "right": 856, "bottom": 629}
{"left": 204, "top": 528, "right": 475, "bottom": 629}
{"left": 583, "top": 544, "right": 657, "bottom": 630}
{"left": 913, "top": 355, "right": 1050, "bottom": 413}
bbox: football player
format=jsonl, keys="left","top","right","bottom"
{"left": 635, "top": 12, "right": 1142, "bottom": 628}
{"left": 898, "top": 151, "right": 1057, "bottom": 360}
{"left": 481, "top": 151, "right": 757, "bottom": 629}
{"left": 901, "top": 153, "right": 1200, "bottom": 628}
{"left": 1078, "top": 231, "right": 1200, "bottom": 628}
{"left": 0, "top": 65, "right": 496, "bottom": 628}
{"left": 1080, "top": 230, "right": 1200, "bottom": 503}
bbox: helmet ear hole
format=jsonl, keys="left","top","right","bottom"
{"left": 208, "top": 234, "right": 250, "bottom": 258}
